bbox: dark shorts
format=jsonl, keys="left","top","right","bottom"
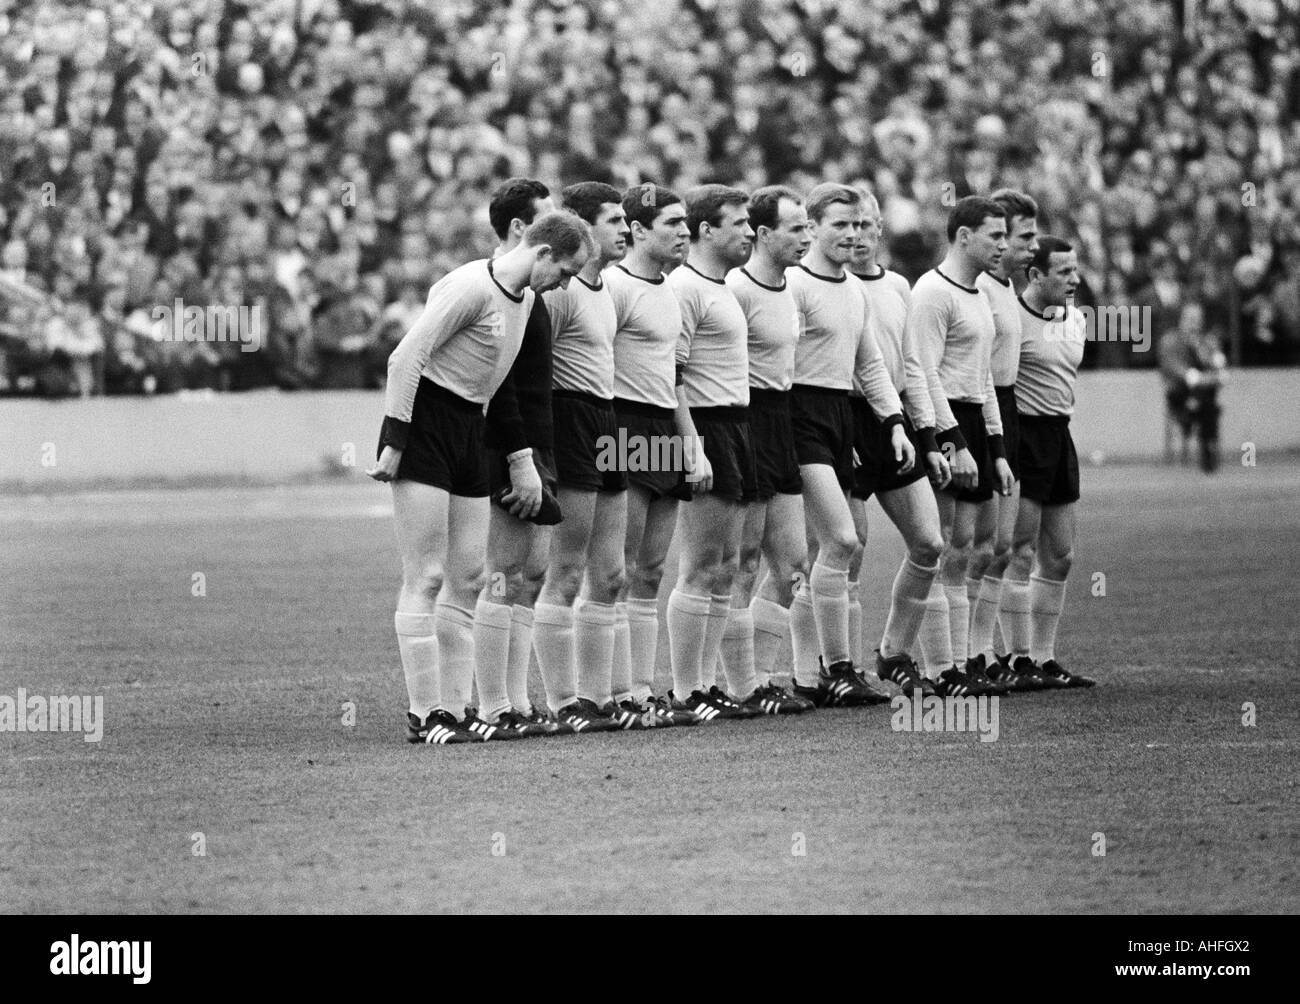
{"left": 613, "top": 397, "right": 689, "bottom": 500}
{"left": 850, "top": 399, "right": 927, "bottom": 501}
{"left": 748, "top": 388, "right": 802, "bottom": 501}
{"left": 996, "top": 384, "right": 1020, "bottom": 482}
{"left": 941, "top": 399, "right": 995, "bottom": 504}
{"left": 384, "top": 379, "right": 489, "bottom": 497}
{"left": 488, "top": 445, "right": 559, "bottom": 497}
{"left": 551, "top": 390, "right": 628, "bottom": 493}
{"left": 791, "top": 384, "right": 855, "bottom": 490}
{"left": 1018, "top": 414, "right": 1080, "bottom": 506}
{"left": 688, "top": 406, "right": 758, "bottom": 505}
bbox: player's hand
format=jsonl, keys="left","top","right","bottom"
{"left": 890, "top": 425, "right": 915, "bottom": 475}
{"left": 685, "top": 438, "right": 713, "bottom": 494}
{"left": 994, "top": 457, "right": 1014, "bottom": 497}
{"left": 950, "top": 447, "right": 979, "bottom": 491}
{"left": 366, "top": 446, "right": 403, "bottom": 483}
{"left": 502, "top": 456, "right": 543, "bottom": 519}
{"left": 925, "top": 450, "right": 951, "bottom": 489}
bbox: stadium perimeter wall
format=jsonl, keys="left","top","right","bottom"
{"left": 2, "top": 370, "right": 1297, "bottom": 491}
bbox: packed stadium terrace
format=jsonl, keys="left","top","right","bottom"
{"left": 1, "top": 0, "right": 1297, "bottom": 396}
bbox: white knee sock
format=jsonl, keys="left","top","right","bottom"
{"left": 719, "top": 606, "right": 757, "bottom": 698}
{"left": 574, "top": 598, "right": 616, "bottom": 708}
{"left": 700, "top": 594, "right": 732, "bottom": 690}
{"left": 969, "top": 575, "right": 1002, "bottom": 661}
{"left": 750, "top": 596, "right": 790, "bottom": 689}
{"left": 507, "top": 605, "right": 534, "bottom": 714}
{"left": 434, "top": 602, "right": 475, "bottom": 718}
{"left": 847, "top": 580, "right": 863, "bottom": 667}
{"left": 666, "top": 589, "right": 711, "bottom": 697}
{"left": 1000, "top": 578, "right": 1032, "bottom": 658}
{"left": 472, "top": 599, "right": 513, "bottom": 721}
{"left": 810, "top": 560, "right": 851, "bottom": 666}
{"left": 880, "top": 558, "right": 937, "bottom": 659}
{"left": 917, "top": 581, "right": 952, "bottom": 680}
{"left": 1029, "top": 575, "right": 1067, "bottom": 664}
{"left": 943, "top": 583, "right": 969, "bottom": 668}
{"left": 789, "top": 582, "right": 820, "bottom": 688}
{"left": 611, "top": 601, "right": 632, "bottom": 703}
{"left": 532, "top": 602, "right": 576, "bottom": 713}
{"left": 626, "top": 596, "right": 659, "bottom": 700}
{"left": 394, "top": 611, "right": 440, "bottom": 719}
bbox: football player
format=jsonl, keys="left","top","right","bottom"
{"left": 786, "top": 184, "right": 914, "bottom": 708}
{"left": 369, "top": 213, "right": 591, "bottom": 743}
{"left": 664, "top": 185, "right": 760, "bottom": 722}
{"left": 907, "top": 196, "right": 1013, "bottom": 697}
{"left": 1001, "top": 236, "right": 1096, "bottom": 688}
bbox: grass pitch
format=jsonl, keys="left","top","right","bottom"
{"left": 2, "top": 460, "right": 1297, "bottom": 913}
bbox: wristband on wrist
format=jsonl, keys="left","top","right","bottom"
{"left": 507, "top": 448, "right": 533, "bottom": 464}
{"left": 935, "top": 425, "right": 968, "bottom": 453}
{"left": 881, "top": 413, "right": 904, "bottom": 433}
{"left": 987, "top": 434, "right": 1007, "bottom": 462}
{"left": 917, "top": 427, "right": 940, "bottom": 456}
{"left": 380, "top": 416, "right": 411, "bottom": 452}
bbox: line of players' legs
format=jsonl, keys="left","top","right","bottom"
{"left": 391, "top": 452, "right": 1087, "bottom": 744}
{"left": 395, "top": 448, "right": 1089, "bottom": 745}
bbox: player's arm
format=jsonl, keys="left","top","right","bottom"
{"left": 897, "top": 285, "right": 948, "bottom": 487}
{"left": 369, "top": 275, "right": 478, "bottom": 482}
{"left": 672, "top": 284, "right": 712, "bottom": 492}
{"left": 908, "top": 288, "right": 976, "bottom": 489}
{"left": 908, "top": 288, "right": 960, "bottom": 434}
{"left": 486, "top": 297, "right": 548, "bottom": 517}
{"left": 981, "top": 356, "right": 1012, "bottom": 495}
{"left": 854, "top": 309, "right": 914, "bottom": 475}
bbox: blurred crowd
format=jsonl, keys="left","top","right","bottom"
{"left": 2, "top": 0, "right": 1297, "bottom": 397}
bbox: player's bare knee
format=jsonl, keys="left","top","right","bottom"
{"left": 450, "top": 561, "right": 488, "bottom": 604}
{"left": 821, "top": 530, "right": 857, "bottom": 566}
{"left": 1043, "top": 547, "right": 1073, "bottom": 580}
{"left": 909, "top": 534, "right": 943, "bottom": 568}
{"left": 968, "top": 542, "right": 994, "bottom": 579}
{"left": 679, "top": 562, "right": 716, "bottom": 594}
{"left": 588, "top": 563, "right": 625, "bottom": 604}
{"left": 519, "top": 565, "right": 546, "bottom": 606}
{"left": 629, "top": 560, "right": 665, "bottom": 596}
{"left": 778, "top": 555, "right": 810, "bottom": 600}
{"left": 710, "top": 564, "right": 738, "bottom": 596}
{"left": 408, "top": 564, "right": 444, "bottom": 604}
{"left": 735, "top": 549, "right": 760, "bottom": 589}
{"left": 1009, "top": 539, "right": 1037, "bottom": 577}
{"left": 943, "top": 541, "right": 972, "bottom": 577}
{"left": 545, "top": 563, "right": 583, "bottom": 605}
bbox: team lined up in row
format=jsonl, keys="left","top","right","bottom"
{"left": 368, "top": 177, "right": 1092, "bottom": 744}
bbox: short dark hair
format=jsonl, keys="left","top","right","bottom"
{"left": 522, "top": 211, "right": 592, "bottom": 259}
{"left": 1027, "top": 235, "right": 1073, "bottom": 278}
{"left": 946, "top": 195, "right": 1006, "bottom": 242}
{"left": 684, "top": 184, "right": 749, "bottom": 240}
{"left": 748, "top": 185, "right": 801, "bottom": 233}
{"left": 488, "top": 177, "right": 550, "bottom": 240}
{"left": 562, "top": 181, "right": 624, "bottom": 225}
{"left": 621, "top": 183, "right": 682, "bottom": 237}
{"left": 805, "top": 183, "right": 860, "bottom": 223}
{"left": 990, "top": 188, "right": 1038, "bottom": 225}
